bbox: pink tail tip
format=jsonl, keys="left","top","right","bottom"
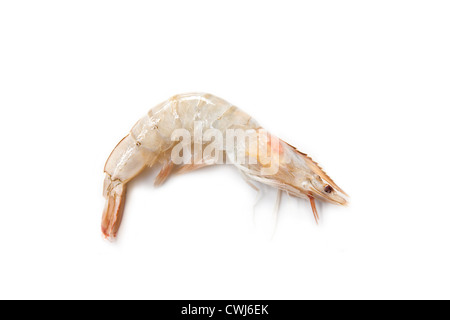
{"left": 101, "top": 183, "right": 127, "bottom": 240}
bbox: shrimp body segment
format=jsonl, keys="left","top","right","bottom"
{"left": 102, "top": 93, "right": 348, "bottom": 239}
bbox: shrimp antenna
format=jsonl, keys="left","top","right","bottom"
{"left": 271, "top": 190, "right": 283, "bottom": 239}
{"left": 308, "top": 196, "right": 319, "bottom": 224}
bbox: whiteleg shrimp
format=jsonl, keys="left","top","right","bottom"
{"left": 102, "top": 93, "right": 348, "bottom": 239}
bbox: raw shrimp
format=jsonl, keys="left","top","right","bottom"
{"left": 102, "top": 93, "right": 348, "bottom": 239}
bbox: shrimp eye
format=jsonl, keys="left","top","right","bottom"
{"left": 324, "top": 185, "right": 333, "bottom": 194}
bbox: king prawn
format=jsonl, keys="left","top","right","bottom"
{"left": 102, "top": 93, "right": 348, "bottom": 239}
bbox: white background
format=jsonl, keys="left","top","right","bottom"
{"left": 1, "top": 1, "right": 449, "bottom": 300}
